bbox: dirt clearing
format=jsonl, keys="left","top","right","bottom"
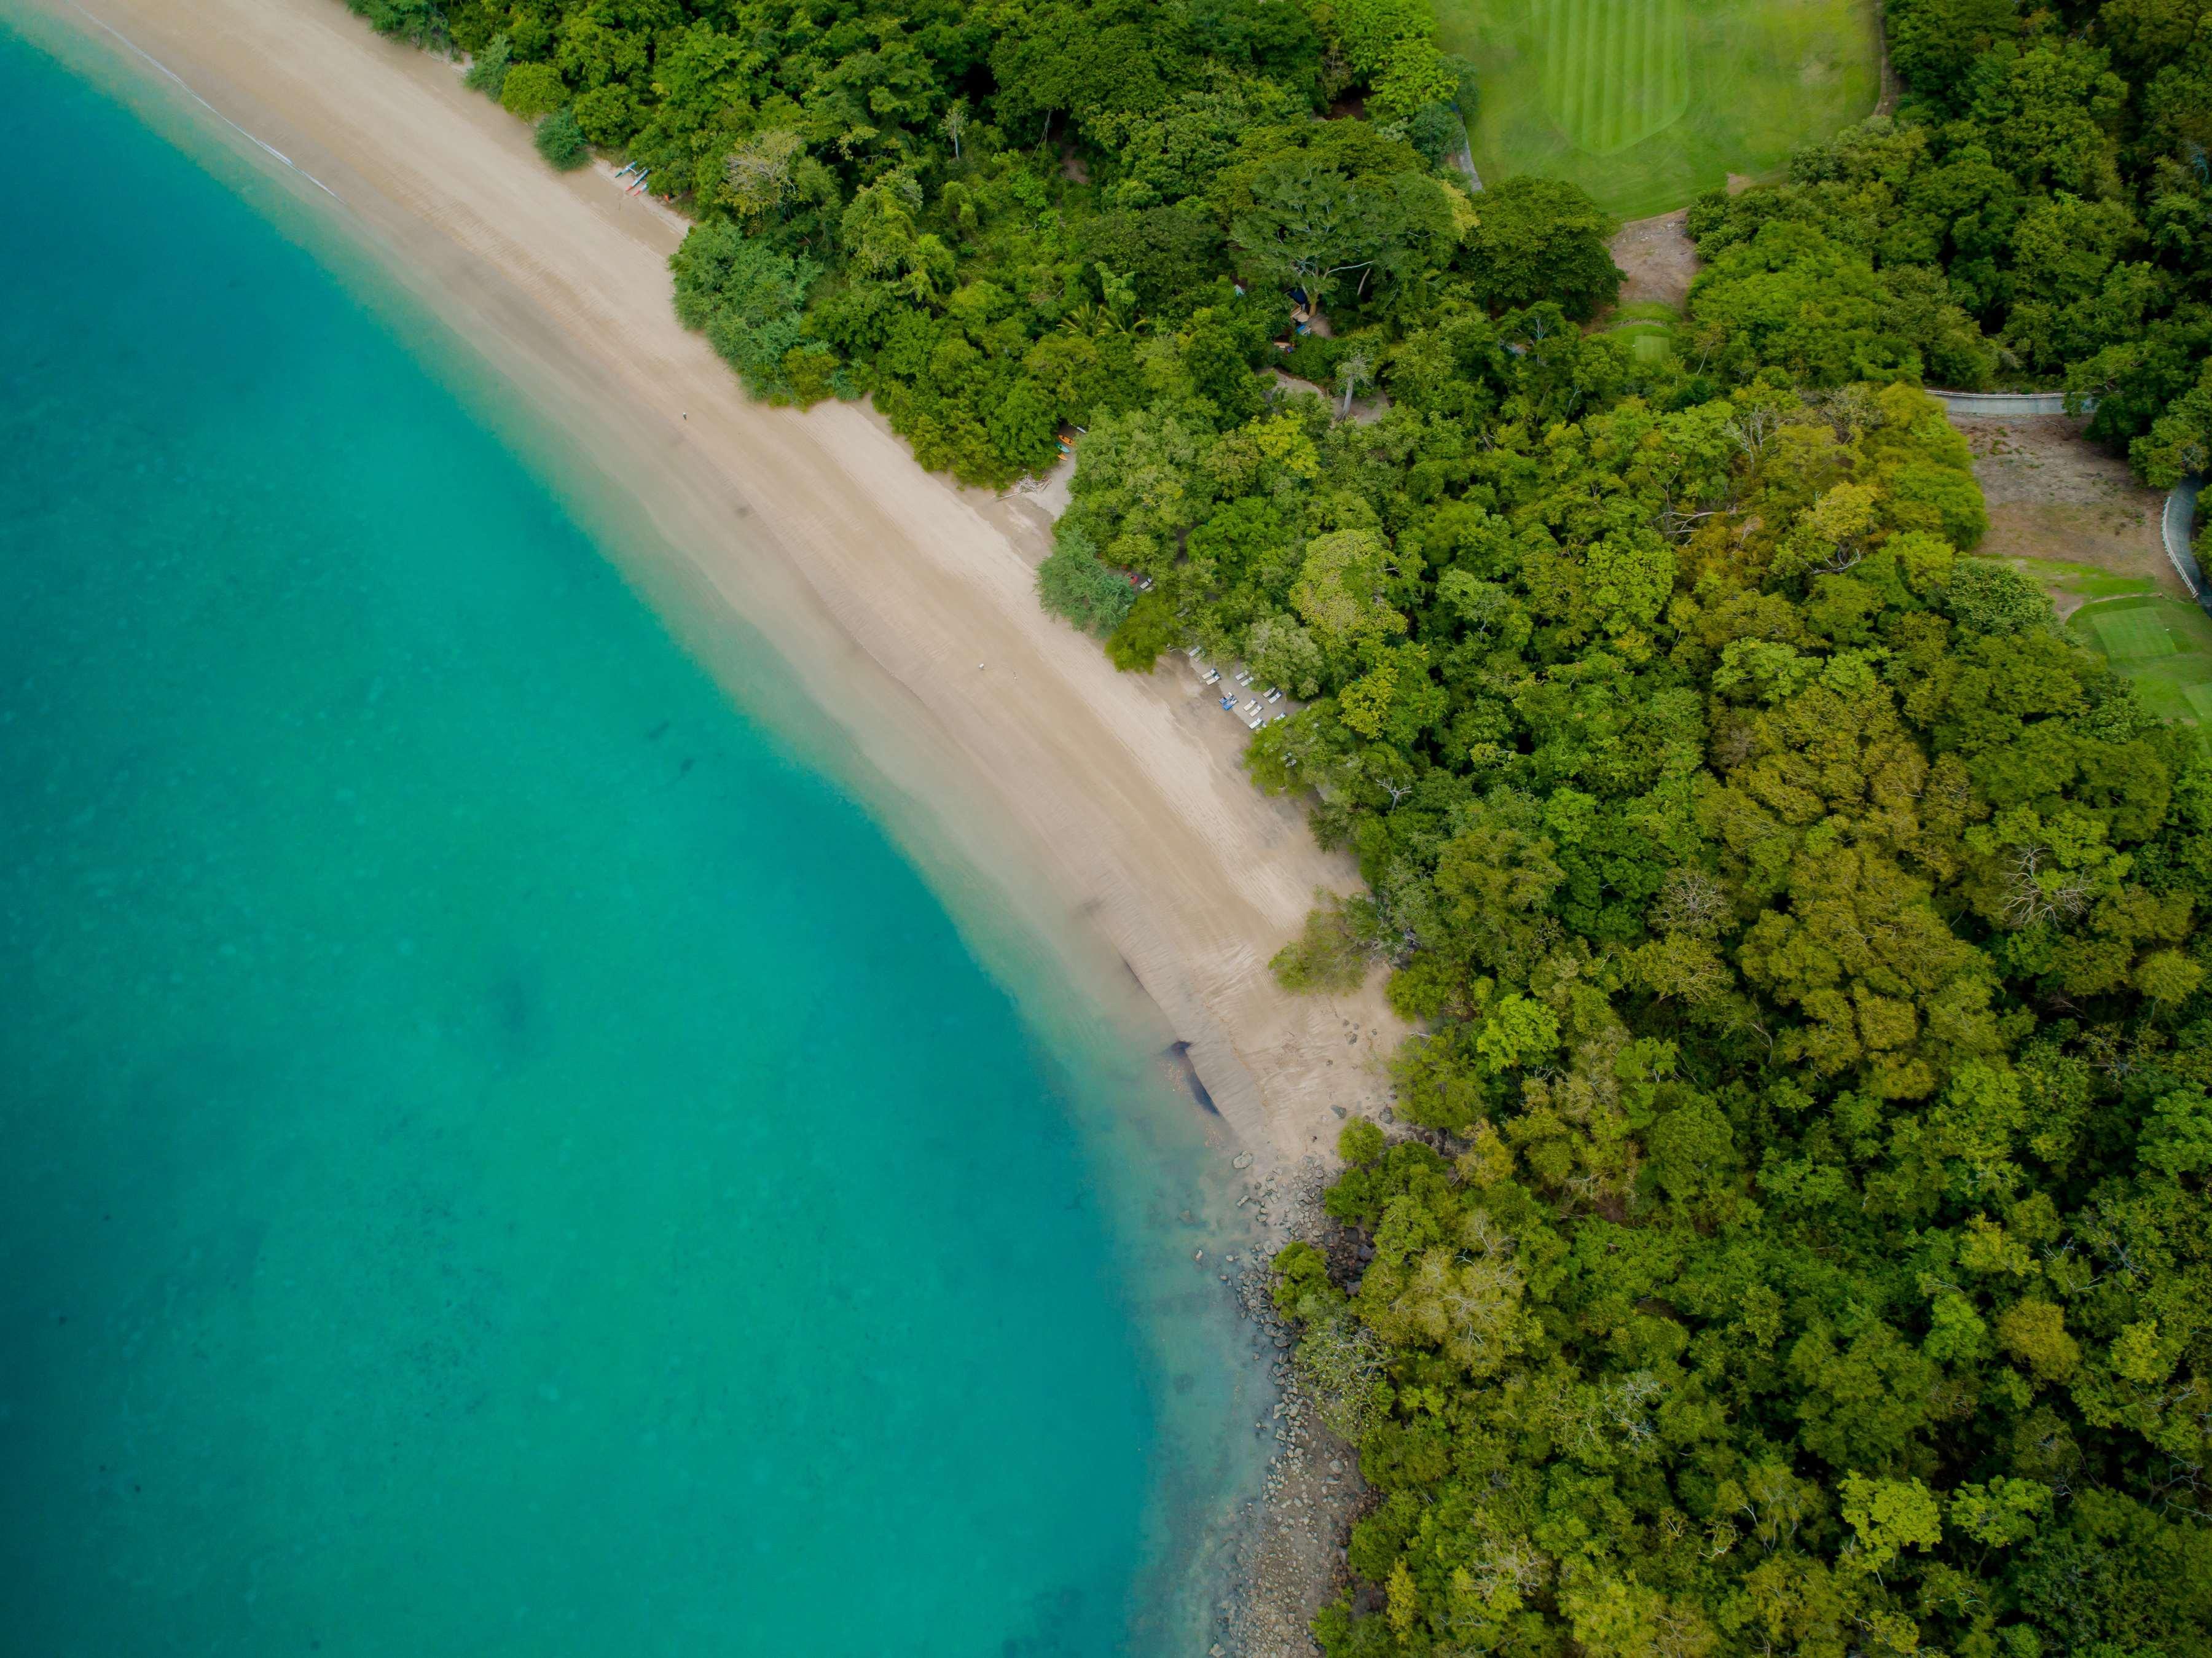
{"left": 1955, "top": 415, "right": 2186, "bottom": 612}
{"left": 1607, "top": 208, "right": 1697, "bottom": 312}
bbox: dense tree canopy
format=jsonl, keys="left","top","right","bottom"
{"left": 340, "top": 2, "right": 2212, "bottom": 1655}
{"left": 1685, "top": 0, "right": 2212, "bottom": 486}
{"left": 1253, "top": 371, "right": 2212, "bottom": 1658}
{"left": 349, "top": 0, "right": 1548, "bottom": 487}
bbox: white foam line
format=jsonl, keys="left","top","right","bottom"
{"left": 66, "top": 2, "right": 345, "bottom": 203}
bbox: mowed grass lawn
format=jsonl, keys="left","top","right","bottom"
{"left": 2068, "top": 593, "right": 2212, "bottom": 751}
{"left": 1437, "top": 0, "right": 1884, "bottom": 219}
{"left": 1609, "top": 299, "right": 1680, "bottom": 362}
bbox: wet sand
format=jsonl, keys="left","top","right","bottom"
{"left": 26, "top": 0, "right": 1406, "bottom": 1177}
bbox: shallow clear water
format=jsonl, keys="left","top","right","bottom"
{"left": 0, "top": 22, "right": 1256, "bottom": 1654}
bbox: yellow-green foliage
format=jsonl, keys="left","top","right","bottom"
{"left": 1252, "top": 378, "right": 2212, "bottom": 1658}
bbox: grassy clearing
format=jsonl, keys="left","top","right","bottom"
{"left": 1606, "top": 299, "right": 1680, "bottom": 362}
{"left": 1996, "top": 554, "right": 2162, "bottom": 612}
{"left": 2066, "top": 593, "right": 2212, "bottom": 750}
{"left": 1972, "top": 557, "right": 2209, "bottom": 747}
{"left": 1437, "top": 0, "right": 1883, "bottom": 219}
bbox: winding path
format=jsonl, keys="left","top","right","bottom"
{"left": 1926, "top": 389, "right": 2084, "bottom": 418}
{"left": 1928, "top": 388, "right": 2206, "bottom": 617}
{"left": 2167, "top": 474, "right": 2207, "bottom": 611}
{"left": 1447, "top": 101, "right": 1483, "bottom": 193}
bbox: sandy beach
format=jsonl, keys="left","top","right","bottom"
{"left": 26, "top": 0, "right": 1406, "bottom": 1178}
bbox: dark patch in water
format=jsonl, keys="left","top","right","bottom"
{"left": 1164, "top": 1040, "right": 1218, "bottom": 1115}
{"left": 1000, "top": 1584, "right": 1086, "bottom": 1656}
{"left": 486, "top": 969, "right": 536, "bottom": 1066}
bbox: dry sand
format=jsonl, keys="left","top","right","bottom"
{"left": 33, "top": 0, "right": 1405, "bottom": 1180}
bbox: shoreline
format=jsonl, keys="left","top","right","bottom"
{"left": 14, "top": 0, "right": 1379, "bottom": 1644}
{"left": 20, "top": 0, "right": 1406, "bottom": 1175}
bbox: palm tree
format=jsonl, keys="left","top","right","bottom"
{"left": 1336, "top": 350, "right": 1373, "bottom": 420}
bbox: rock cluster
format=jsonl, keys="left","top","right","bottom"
{"left": 1212, "top": 1156, "right": 1367, "bottom": 1658}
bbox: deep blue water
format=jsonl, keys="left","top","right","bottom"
{"left": 0, "top": 20, "right": 1250, "bottom": 1654}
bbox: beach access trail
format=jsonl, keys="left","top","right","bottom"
{"left": 37, "top": 0, "right": 1403, "bottom": 1167}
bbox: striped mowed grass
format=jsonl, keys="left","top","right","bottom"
{"left": 2067, "top": 593, "right": 2212, "bottom": 749}
{"left": 2085, "top": 604, "right": 2183, "bottom": 664}
{"left": 1965, "top": 561, "right": 2210, "bottom": 749}
{"left": 1438, "top": 0, "right": 1881, "bottom": 217}
{"left": 1540, "top": 0, "right": 1690, "bottom": 157}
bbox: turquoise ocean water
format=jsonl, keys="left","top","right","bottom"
{"left": 0, "top": 20, "right": 1257, "bottom": 1654}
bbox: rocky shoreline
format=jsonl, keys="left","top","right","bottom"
{"left": 1210, "top": 1157, "right": 1370, "bottom": 1658}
